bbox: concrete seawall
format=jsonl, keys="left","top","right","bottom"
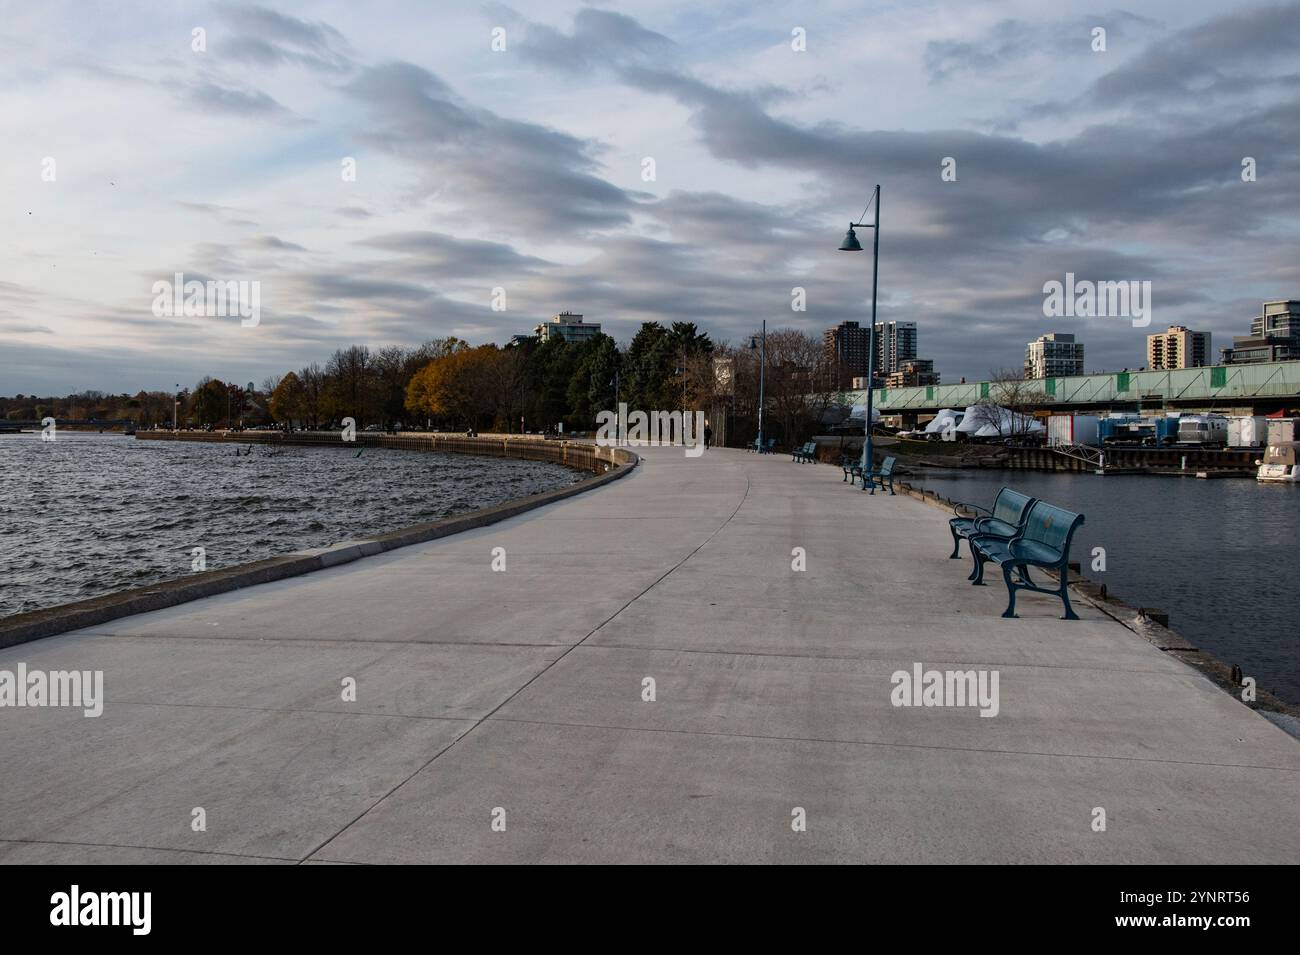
{"left": 1, "top": 446, "right": 1296, "bottom": 863}
{"left": 135, "top": 428, "right": 627, "bottom": 473}
{"left": 0, "top": 434, "right": 636, "bottom": 650}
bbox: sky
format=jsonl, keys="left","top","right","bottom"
{"left": 3, "top": 0, "right": 1299, "bottom": 395}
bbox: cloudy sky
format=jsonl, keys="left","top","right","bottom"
{"left": 4, "top": 0, "right": 1299, "bottom": 395}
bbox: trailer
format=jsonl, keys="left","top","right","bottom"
{"left": 1046, "top": 414, "right": 1101, "bottom": 447}
{"left": 1153, "top": 416, "right": 1180, "bottom": 446}
{"left": 1175, "top": 415, "right": 1228, "bottom": 447}
{"left": 1227, "top": 416, "right": 1270, "bottom": 448}
{"left": 1267, "top": 418, "right": 1298, "bottom": 445}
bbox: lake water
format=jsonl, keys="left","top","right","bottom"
{"left": 0, "top": 433, "right": 580, "bottom": 618}
{"left": 910, "top": 468, "right": 1300, "bottom": 704}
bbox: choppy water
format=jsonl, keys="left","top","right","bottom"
{"left": 911, "top": 468, "right": 1300, "bottom": 705}
{"left": 0, "top": 433, "right": 580, "bottom": 618}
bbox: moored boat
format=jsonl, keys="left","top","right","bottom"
{"left": 1256, "top": 441, "right": 1300, "bottom": 482}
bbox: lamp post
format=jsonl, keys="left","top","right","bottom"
{"left": 749, "top": 319, "right": 766, "bottom": 451}
{"left": 839, "top": 184, "right": 881, "bottom": 492}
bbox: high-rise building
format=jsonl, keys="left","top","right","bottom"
{"left": 1222, "top": 300, "right": 1300, "bottom": 364}
{"left": 823, "top": 320, "right": 919, "bottom": 388}
{"left": 534, "top": 311, "right": 602, "bottom": 343}
{"left": 823, "top": 321, "right": 869, "bottom": 388}
{"left": 874, "top": 321, "right": 918, "bottom": 378}
{"left": 1147, "top": 325, "right": 1211, "bottom": 370}
{"left": 1025, "top": 333, "right": 1084, "bottom": 379}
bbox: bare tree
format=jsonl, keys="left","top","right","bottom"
{"left": 969, "top": 367, "right": 1039, "bottom": 440}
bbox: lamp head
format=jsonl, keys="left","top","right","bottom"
{"left": 838, "top": 224, "right": 863, "bottom": 252}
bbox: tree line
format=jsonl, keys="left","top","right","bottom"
{"left": 5, "top": 322, "right": 846, "bottom": 446}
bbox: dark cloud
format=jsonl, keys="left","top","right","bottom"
{"left": 249, "top": 235, "right": 308, "bottom": 252}
{"left": 186, "top": 79, "right": 288, "bottom": 115}
{"left": 1088, "top": 1, "right": 1300, "bottom": 106}
{"left": 924, "top": 12, "right": 1160, "bottom": 82}
{"left": 356, "top": 231, "right": 553, "bottom": 277}
{"left": 486, "top": 4, "right": 676, "bottom": 73}
{"left": 344, "top": 62, "right": 645, "bottom": 234}
{"left": 217, "top": 4, "right": 353, "bottom": 73}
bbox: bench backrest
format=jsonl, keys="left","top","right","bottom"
{"left": 765, "top": 438, "right": 777, "bottom": 449}
{"left": 991, "top": 487, "right": 1035, "bottom": 527}
{"left": 880, "top": 456, "right": 896, "bottom": 475}
{"left": 1018, "top": 501, "right": 1084, "bottom": 553}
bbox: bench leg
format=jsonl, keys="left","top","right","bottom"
{"left": 1000, "top": 563, "right": 1019, "bottom": 618}
{"left": 948, "top": 524, "right": 962, "bottom": 559}
{"left": 969, "top": 539, "right": 987, "bottom": 584}
{"left": 885, "top": 478, "right": 895, "bottom": 496}
{"left": 1058, "top": 571, "right": 1079, "bottom": 621}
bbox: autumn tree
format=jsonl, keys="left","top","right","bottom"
{"left": 192, "top": 378, "right": 227, "bottom": 426}
{"left": 269, "top": 371, "right": 306, "bottom": 427}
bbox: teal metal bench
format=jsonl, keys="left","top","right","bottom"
{"left": 971, "top": 501, "right": 1085, "bottom": 620}
{"left": 792, "top": 441, "right": 817, "bottom": 462}
{"left": 862, "top": 456, "right": 896, "bottom": 495}
{"left": 840, "top": 453, "right": 862, "bottom": 483}
{"left": 949, "top": 487, "right": 1036, "bottom": 579}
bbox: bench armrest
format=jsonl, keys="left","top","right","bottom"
{"left": 951, "top": 500, "right": 991, "bottom": 517}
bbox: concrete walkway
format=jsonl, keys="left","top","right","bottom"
{"left": 2, "top": 447, "right": 1297, "bottom": 864}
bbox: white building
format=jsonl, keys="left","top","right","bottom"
{"left": 1025, "top": 333, "right": 1084, "bottom": 379}
{"left": 534, "top": 311, "right": 602, "bottom": 343}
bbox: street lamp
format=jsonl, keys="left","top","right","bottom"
{"left": 839, "top": 184, "right": 881, "bottom": 492}
{"left": 749, "top": 319, "right": 766, "bottom": 451}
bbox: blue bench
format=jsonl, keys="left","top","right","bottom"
{"left": 971, "top": 501, "right": 1085, "bottom": 620}
{"left": 840, "top": 454, "right": 862, "bottom": 483}
{"left": 841, "top": 454, "right": 896, "bottom": 493}
{"left": 792, "top": 441, "right": 817, "bottom": 462}
{"left": 949, "top": 487, "right": 1036, "bottom": 579}
{"left": 862, "top": 456, "right": 896, "bottom": 495}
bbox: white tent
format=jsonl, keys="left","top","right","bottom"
{"left": 956, "top": 404, "right": 1043, "bottom": 437}
{"left": 924, "top": 409, "right": 963, "bottom": 434}
{"left": 847, "top": 403, "right": 882, "bottom": 424}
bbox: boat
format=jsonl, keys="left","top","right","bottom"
{"left": 1256, "top": 442, "right": 1300, "bottom": 483}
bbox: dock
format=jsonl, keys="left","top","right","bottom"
{"left": 1, "top": 446, "right": 1297, "bottom": 863}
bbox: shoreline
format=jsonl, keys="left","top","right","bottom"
{"left": 0, "top": 433, "right": 638, "bottom": 650}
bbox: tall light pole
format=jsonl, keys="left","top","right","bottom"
{"left": 839, "top": 185, "right": 881, "bottom": 491}
{"left": 750, "top": 319, "right": 766, "bottom": 451}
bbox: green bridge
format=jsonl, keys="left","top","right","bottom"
{"left": 848, "top": 359, "right": 1300, "bottom": 418}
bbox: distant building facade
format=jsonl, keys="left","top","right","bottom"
{"left": 1222, "top": 300, "right": 1300, "bottom": 364}
{"left": 534, "top": 311, "right": 602, "bottom": 343}
{"left": 875, "top": 321, "right": 918, "bottom": 379}
{"left": 824, "top": 320, "right": 919, "bottom": 388}
{"left": 824, "top": 321, "right": 870, "bottom": 387}
{"left": 1147, "top": 325, "right": 1211, "bottom": 370}
{"left": 1025, "top": 333, "right": 1084, "bottom": 379}
{"left": 885, "top": 358, "right": 940, "bottom": 389}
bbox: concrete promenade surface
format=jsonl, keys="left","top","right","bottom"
{"left": 2, "top": 446, "right": 1298, "bottom": 864}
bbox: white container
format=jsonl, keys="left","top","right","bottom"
{"left": 1267, "top": 418, "right": 1297, "bottom": 445}
{"left": 1227, "top": 416, "right": 1269, "bottom": 447}
{"left": 1047, "top": 414, "right": 1100, "bottom": 447}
